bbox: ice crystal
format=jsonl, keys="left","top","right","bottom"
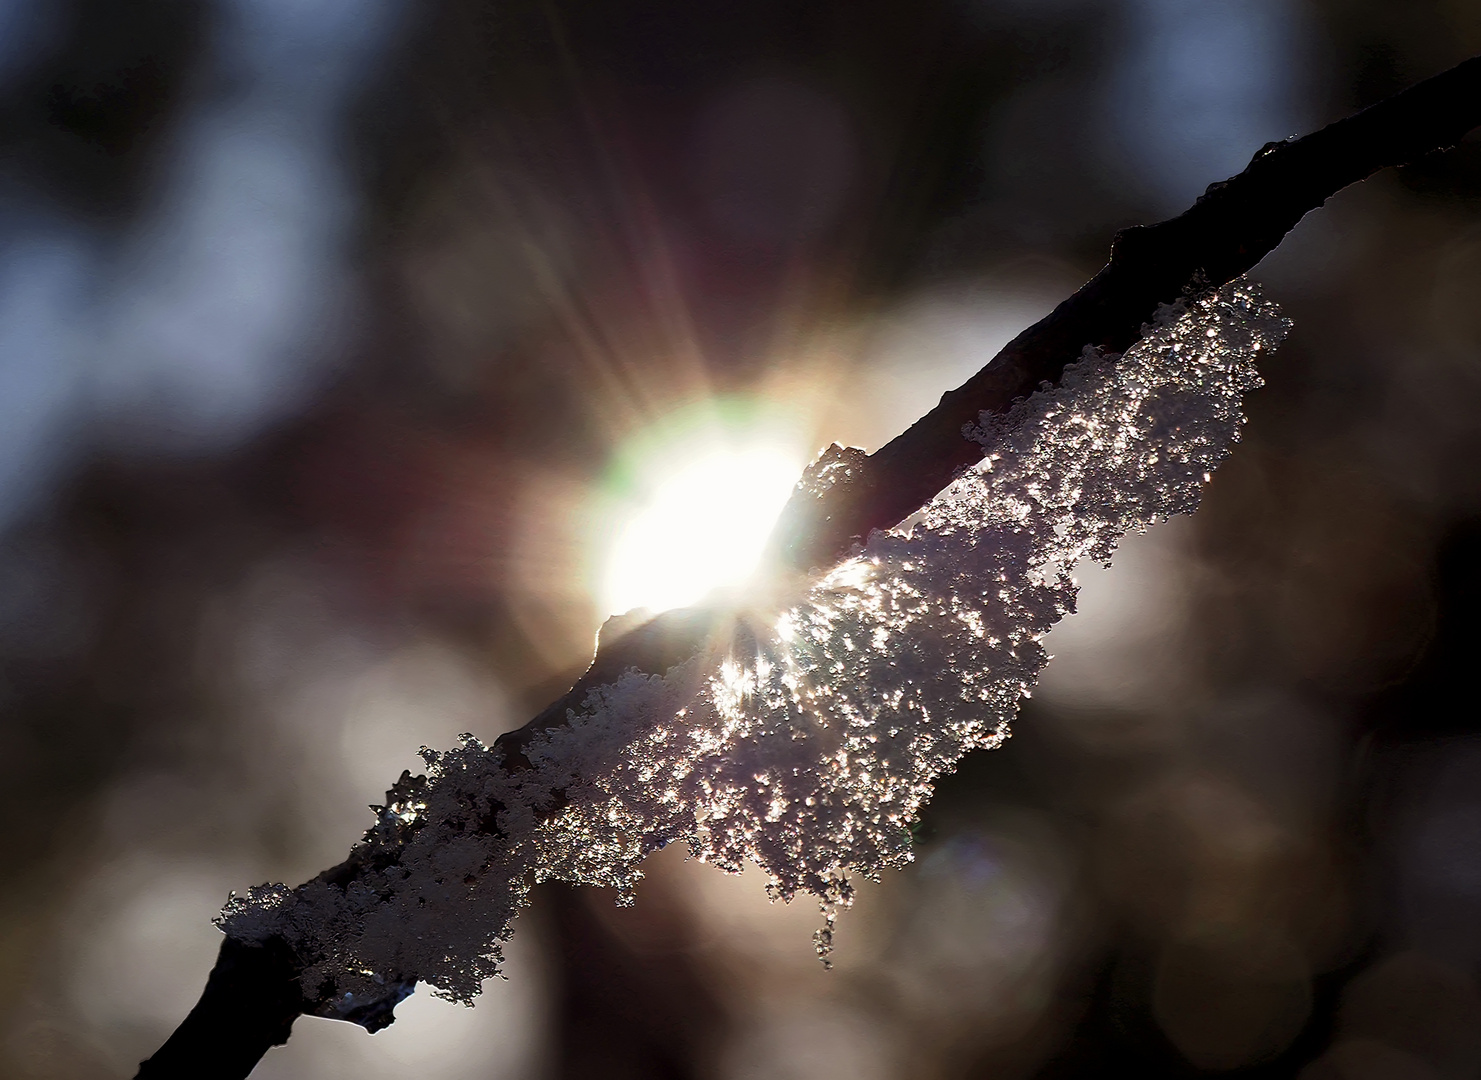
{"left": 220, "top": 280, "right": 1289, "bottom": 1018}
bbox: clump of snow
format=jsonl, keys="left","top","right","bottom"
{"left": 220, "top": 280, "right": 1289, "bottom": 1020}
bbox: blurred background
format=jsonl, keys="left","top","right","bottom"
{"left": 1, "top": 0, "right": 1480, "bottom": 1077}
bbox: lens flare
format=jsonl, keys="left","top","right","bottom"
{"left": 595, "top": 404, "right": 805, "bottom": 616}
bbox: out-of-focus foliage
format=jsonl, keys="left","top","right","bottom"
{"left": 2, "top": 2, "right": 1481, "bottom": 1079}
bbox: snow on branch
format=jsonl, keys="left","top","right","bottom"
{"left": 219, "top": 282, "right": 1286, "bottom": 1015}
{"left": 137, "top": 53, "right": 1481, "bottom": 1080}
{"left": 765, "top": 53, "right": 1481, "bottom": 574}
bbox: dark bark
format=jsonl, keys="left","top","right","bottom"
{"left": 764, "top": 53, "right": 1481, "bottom": 574}
{"left": 137, "top": 53, "right": 1481, "bottom": 1080}
{"left": 135, "top": 938, "right": 303, "bottom": 1080}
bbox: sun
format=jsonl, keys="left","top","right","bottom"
{"left": 594, "top": 403, "right": 807, "bottom": 617}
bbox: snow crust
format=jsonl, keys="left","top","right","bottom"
{"left": 220, "top": 280, "right": 1289, "bottom": 1018}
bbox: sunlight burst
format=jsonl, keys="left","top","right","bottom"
{"left": 596, "top": 408, "right": 805, "bottom": 616}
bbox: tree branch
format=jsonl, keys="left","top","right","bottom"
{"left": 137, "top": 54, "right": 1481, "bottom": 1080}
{"left": 765, "top": 53, "right": 1481, "bottom": 573}
{"left": 135, "top": 938, "right": 303, "bottom": 1080}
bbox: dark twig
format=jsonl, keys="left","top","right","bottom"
{"left": 137, "top": 54, "right": 1481, "bottom": 1080}
{"left": 135, "top": 938, "right": 303, "bottom": 1080}
{"left": 765, "top": 53, "right": 1481, "bottom": 573}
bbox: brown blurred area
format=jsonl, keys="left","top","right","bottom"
{"left": 2, "top": 1, "right": 1481, "bottom": 1078}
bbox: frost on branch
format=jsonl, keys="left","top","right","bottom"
{"left": 219, "top": 280, "right": 1288, "bottom": 1020}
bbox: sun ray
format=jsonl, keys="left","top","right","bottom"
{"left": 592, "top": 401, "right": 807, "bottom": 616}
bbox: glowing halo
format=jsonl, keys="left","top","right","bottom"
{"left": 590, "top": 400, "right": 808, "bottom": 617}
